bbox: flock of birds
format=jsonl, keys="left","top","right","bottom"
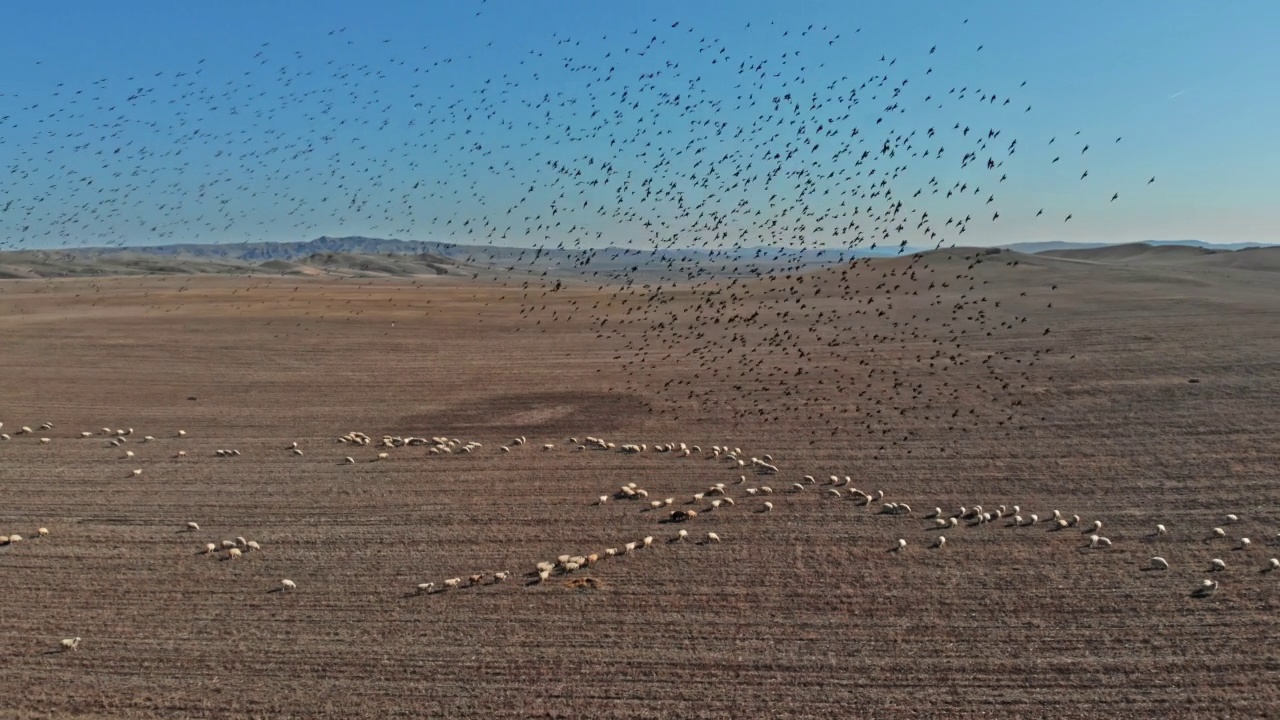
{"left": 5, "top": 421, "right": 1275, "bottom": 654}
{"left": 0, "top": 11, "right": 1165, "bottom": 464}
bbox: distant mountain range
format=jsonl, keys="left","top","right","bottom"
{"left": 69, "top": 236, "right": 919, "bottom": 262}
{"left": 1002, "top": 240, "right": 1276, "bottom": 254}
{"left": 3, "top": 236, "right": 1273, "bottom": 280}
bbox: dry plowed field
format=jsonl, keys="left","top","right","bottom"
{"left": 1, "top": 254, "right": 1278, "bottom": 718}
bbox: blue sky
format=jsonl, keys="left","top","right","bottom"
{"left": 1, "top": 1, "right": 1276, "bottom": 249}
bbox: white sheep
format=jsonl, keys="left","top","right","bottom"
{"left": 677, "top": 529, "right": 689, "bottom": 542}
{"left": 762, "top": 501, "right": 773, "bottom": 513}
{"left": 1194, "top": 579, "right": 1219, "bottom": 597}
{"left": 707, "top": 532, "right": 721, "bottom": 543}
{"left": 186, "top": 522, "right": 200, "bottom": 532}
{"left": 37, "top": 527, "right": 49, "bottom": 537}
{"left": 934, "top": 536, "right": 946, "bottom": 548}
{"left": 1267, "top": 559, "right": 1279, "bottom": 573}
{"left": 60, "top": 637, "right": 81, "bottom": 652}
{"left": 417, "top": 582, "right": 436, "bottom": 594}
{"left": 1086, "top": 520, "right": 1102, "bottom": 534}
{"left": 1149, "top": 557, "right": 1169, "bottom": 570}
{"left": 280, "top": 579, "right": 296, "bottom": 591}
{"left": 643, "top": 536, "right": 653, "bottom": 548}
{"left": 227, "top": 548, "right": 242, "bottom": 559}
{"left": 1226, "top": 514, "right": 1239, "bottom": 523}
{"left": 444, "top": 578, "right": 461, "bottom": 589}
{"left": 1239, "top": 538, "right": 1251, "bottom": 550}
{"left": 1156, "top": 524, "right": 1167, "bottom": 536}
{"left": 1211, "top": 527, "right": 1226, "bottom": 539}
{"left": 204, "top": 543, "right": 217, "bottom": 554}
{"left": 895, "top": 538, "right": 907, "bottom": 552}
{"left": 1209, "top": 558, "right": 1226, "bottom": 572}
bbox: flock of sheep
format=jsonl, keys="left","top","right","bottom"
{"left": 4, "top": 419, "right": 1277, "bottom": 654}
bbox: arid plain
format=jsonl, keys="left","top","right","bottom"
{"left": 1, "top": 247, "right": 1277, "bottom": 718}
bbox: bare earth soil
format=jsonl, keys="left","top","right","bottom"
{"left": 0, "top": 254, "right": 1277, "bottom": 718}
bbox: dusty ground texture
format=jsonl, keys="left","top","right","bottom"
{"left": 0, "top": 251, "right": 1277, "bottom": 718}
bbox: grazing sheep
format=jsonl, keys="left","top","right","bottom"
{"left": 1266, "top": 559, "right": 1279, "bottom": 573}
{"left": 60, "top": 637, "right": 81, "bottom": 652}
{"left": 1239, "top": 538, "right": 1251, "bottom": 550}
{"left": 1010, "top": 515, "right": 1023, "bottom": 527}
{"left": 494, "top": 571, "right": 511, "bottom": 582}
{"left": 1210, "top": 558, "right": 1226, "bottom": 572}
{"left": 676, "top": 529, "right": 689, "bottom": 542}
{"left": 175, "top": 451, "right": 187, "bottom": 458}
{"left": 1226, "top": 514, "right": 1240, "bottom": 523}
{"left": 670, "top": 510, "right": 697, "bottom": 522}
{"left": 1069, "top": 515, "right": 1081, "bottom": 527}
{"left": 1149, "top": 557, "right": 1170, "bottom": 570}
{"left": 204, "top": 543, "right": 217, "bottom": 554}
{"left": 40, "top": 437, "right": 51, "bottom": 444}
{"left": 177, "top": 430, "right": 187, "bottom": 437}
{"left": 131, "top": 469, "right": 142, "bottom": 477}
{"left": 417, "top": 582, "right": 436, "bottom": 594}
{"left": 186, "top": 522, "right": 200, "bottom": 532}
{"left": 8, "top": 534, "right": 22, "bottom": 543}
{"left": 760, "top": 486, "right": 773, "bottom": 495}
{"left": 1085, "top": 520, "right": 1102, "bottom": 534}
{"left": 624, "top": 542, "right": 637, "bottom": 553}
{"left": 375, "top": 452, "right": 389, "bottom": 461}
{"left": 80, "top": 431, "right": 92, "bottom": 438}
{"left": 761, "top": 501, "right": 774, "bottom": 513}
{"left": 934, "top": 536, "right": 947, "bottom": 548}
{"left": 1156, "top": 524, "right": 1168, "bottom": 536}
{"left": 935, "top": 518, "right": 950, "bottom": 529}
{"left": 604, "top": 548, "right": 617, "bottom": 557}
{"left": 37, "top": 527, "right": 49, "bottom": 537}
{"left": 246, "top": 540, "right": 261, "bottom": 551}
{"left": 1193, "top": 579, "right": 1219, "bottom": 597}
{"left": 281, "top": 579, "right": 296, "bottom": 591}
{"left": 1210, "top": 527, "right": 1226, "bottom": 539}
{"left": 894, "top": 538, "right": 907, "bottom": 552}
{"left": 707, "top": 532, "right": 722, "bottom": 543}
{"left": 227, "top": 548, "right": 242, "bottom": 560}
{"left": 344, "top": 457, "right": 355, "bottom": 464}
{"left": 221, "top": 540, "right": 236, "bottom": 549}
{"left": 643, "top": 536, "right": 654, "bottom": 548}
